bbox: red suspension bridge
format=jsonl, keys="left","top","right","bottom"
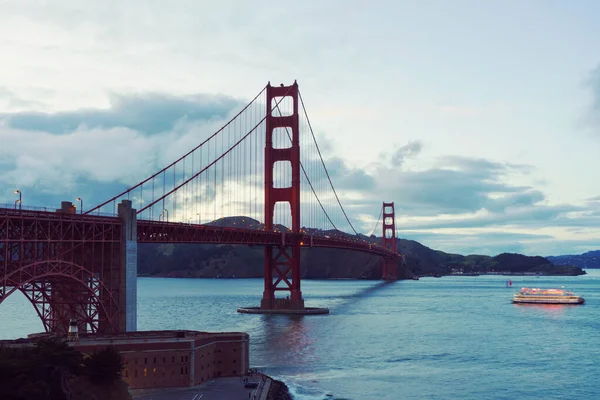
{"left": 0, "top": 81, "right": 403, "bottom": 335}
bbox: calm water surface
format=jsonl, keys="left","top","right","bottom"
{"left": 2, "top": 271, "right": 600, "bottom": 399}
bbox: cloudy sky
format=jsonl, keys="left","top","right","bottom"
{"left": 1, "top": 0, "right": 600, "bottom": 257}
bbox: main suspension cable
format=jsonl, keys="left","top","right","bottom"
{"left": 298, "top": 90, "right": 359, "bottom": 235}
{"left": 273, "top": 104, "right": 338, "bottom": 231}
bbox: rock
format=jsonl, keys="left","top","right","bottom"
{"left": 266, "top": 378, "right": 293, "bottom": 400}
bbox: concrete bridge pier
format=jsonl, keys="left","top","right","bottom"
{"left": 118, "top": 200, "right": 137, "bottom": 332}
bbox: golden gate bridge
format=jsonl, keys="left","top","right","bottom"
{"left": 0, "top": 81, "right": 402, "bottom": 336}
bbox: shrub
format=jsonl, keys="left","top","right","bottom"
{"left": 33, "top": 337, "right": 83, "bottom": 374}
{"left": 85, "top": 346, "right": 124, "bottom": 385}
{"left": 0, "top": 339, "right": 82, "bottom": 400}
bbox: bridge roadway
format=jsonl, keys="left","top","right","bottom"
{"left": 0, "top": 207, "right": 396, "bottom": 259}
{"left": 137, "top": 220, "right": 394, "bottom": 258}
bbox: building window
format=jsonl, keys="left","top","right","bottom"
{"left": 233, "top": 370, "right": 236, "bottom": 375}
{"left": 181, "top": 356, "right": 184, "bottom": 362}
{"left": 185, "top": 356, "right": 188, "bottom": 362}
{"left": 233, "top": 360, "right": 236, "bottom": 363}
{"left": 143, "top": 368, "right": 147, "bottom": 377}
{"left": 162, "top": 367, "right": 166, "bottom": 376}
{"left": 172, "top": 356, "right": 175, "bottom": 362}
{"left": 152, "top": 367, "right": 156, "bottom": 376}
{"left": 171, "top": 367, "right": 175, "bottom": 376}
{"left": 163, "top": 357, "right": 166, "bottom": 363}
{"left": 181, "top": 367, "right": 184, "bottom": 375}
{"left": 153, "top": 357, "right": 156, "bottom": 364}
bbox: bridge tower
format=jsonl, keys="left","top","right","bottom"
{"left": 382, "top": 202, "right": 398, "bottom": 280}
{"left": 261, "top": 81, "right": 304, "bottom": 310}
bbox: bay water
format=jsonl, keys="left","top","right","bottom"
{"left": 2, "top": 271, "right": 600, "bottom": 399}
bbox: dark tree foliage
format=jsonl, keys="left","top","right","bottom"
{"left": 84, "top": 346, "right": 125, "bottom": 384}
{"left": 0, "top": 340, "right": 126, "bottom": 399}
{"left": 0, "top": 338, "right": 83, "bottom": 400}
{"left": 34, "top": 336, "right": 83, "bottom": 374}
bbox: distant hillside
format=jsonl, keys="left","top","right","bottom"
{"left": 547, "top": 250, "right": 600, "bottom": 269}
{"left": 137, "top": 216, "right": 585, "bottom": 278}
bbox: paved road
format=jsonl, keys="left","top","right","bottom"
{"left": 131, "top": 376, "right": 265, "bottom": 400}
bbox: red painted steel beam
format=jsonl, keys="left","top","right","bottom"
{"left": 382, "top": 202, "right": 399, "bottom": 280}
{"left": 136, "top": 220, "right": 397, "bottom": 258}
{"left": 1, "top": 207, "right": 122, "bottom": 335}
{"left": 1, "top": 208, "right": 399, "bottom": 258}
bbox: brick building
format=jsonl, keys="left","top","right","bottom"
{"left": 4, "top": 330, "right": 249, "bottom": 390}
{"left": 74, "top": 330, "right": 250, "bottom": 389}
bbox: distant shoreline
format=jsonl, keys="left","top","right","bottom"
{"left": 137, "top": 271, "right": 587, "bottom": 279}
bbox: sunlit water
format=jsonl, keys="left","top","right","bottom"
{"left": 2, "top": 271, "right": 600, "bottom": 399}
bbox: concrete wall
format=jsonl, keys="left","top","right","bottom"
{"left": 118, "top": 200, "right": 137, "bottom": 332}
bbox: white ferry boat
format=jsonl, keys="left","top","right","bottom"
{"left": 512, "top": 287, "right": 584, "bottom": 305}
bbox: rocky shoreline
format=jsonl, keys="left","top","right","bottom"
{"left": 266, "top": 378, "right": 293, "bottom": 400}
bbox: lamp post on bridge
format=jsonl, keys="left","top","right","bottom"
{"left": 76, "top": 197, "right": 83, "bottom": 214}
{"left": 14, "top": 189, "right": 22, "bottom": 210}
{"left": 159, "top": 209, "right": 168, "bottom": 222}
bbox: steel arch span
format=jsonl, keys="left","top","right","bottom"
{"left": 0, "top": 260, "right": 119, "bottom": 334}
{"left": 1, "top": 206, "right": 126, "bottom": 335}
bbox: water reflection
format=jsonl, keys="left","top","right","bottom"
{"left": 513, "top": 303, "right": 569, "bottom": 317}
{"left": 258, "top": 315, "right": 318, "bottom": 369}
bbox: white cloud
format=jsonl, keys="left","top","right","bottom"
{"left": 0, "top": 104, "right": 238, "bottom": 193}
{"left": 1, "top": 1, "right": 600, "bottom": 255}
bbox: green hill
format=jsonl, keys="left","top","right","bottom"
{"left": 137, "top": 217, "right": 585, "bottom": 278}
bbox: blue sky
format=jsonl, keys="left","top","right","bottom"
{"left": 1, "top": 0, "right": 599, "bottom": 256}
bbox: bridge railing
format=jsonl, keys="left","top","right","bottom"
{"left": 0, "top": 203, "right": 56, "bottom": 213}
{"left": 1, "top": 205, "right": 398, "bottom": 258}
{"left": 136, "top": 219, "right": 398, "bottom": 258}
{"left": 0, "top": 205, "right": 118, "bottom": 220}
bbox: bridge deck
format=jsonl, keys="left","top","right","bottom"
{"left": 1, "top": 208, "right": 397, "bottom": 258}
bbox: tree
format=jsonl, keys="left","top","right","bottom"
{"left": 85, "top": 346, "right": 124, "bottom": 385}
{"left": 33, "top": 337, "right": 83, "bottom": 374}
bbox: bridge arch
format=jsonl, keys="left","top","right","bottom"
{"left": 0, "top": 260, "right": 119, "bottom": 335}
